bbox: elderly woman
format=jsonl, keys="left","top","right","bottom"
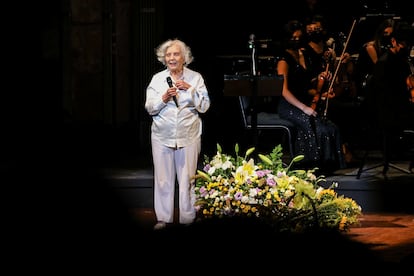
{"left": 145, "top": 39, "right": 211, "bottom": 230}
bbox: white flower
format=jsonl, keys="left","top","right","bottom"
{"left": 194, "top": 144, "right": 362, "bottom": 232}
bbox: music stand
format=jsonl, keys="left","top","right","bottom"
{"left": 224, "top": 74, "right": 284, "bottom": 145}
{"left": 223, "top": 74, "right": 284, "bottom": 96}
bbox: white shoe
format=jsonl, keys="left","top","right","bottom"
{"left": 153, "top": 222, "right": 167, "bottom": 230}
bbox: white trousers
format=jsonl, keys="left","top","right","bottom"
{"left": 151, "top": 136, "right": 201, "bottom": 224}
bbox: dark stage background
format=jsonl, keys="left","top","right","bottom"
{"left": 0, "top": 0, "right": 412, "bottom": 179}
{"left": 3, "top": 0, "right": 413, "bottom": 165}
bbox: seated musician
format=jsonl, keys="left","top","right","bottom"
{"left": 276, "top": 19, "right": 346, "bottom": 173}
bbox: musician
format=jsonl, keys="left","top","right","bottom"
{"left": 303, "top": 15, "right": 356, "bottom": 105}
{"left": 303, "top": 15, "right": 356, "bottom": 163}
{"left": 357, "top": 18, "right": 396, "bottom": 99}
{"left": 363, "top": 21, "right": 414, "bottom": 165}
{"left": 303, "top": 15, "right": 336, "bottom": 81}
{"left": 276, "top": 19, "right": 346, "bottom": 173}
{"left": 366, "top": 21, "right": 413, "bottom": 125}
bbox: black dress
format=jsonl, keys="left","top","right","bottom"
{"left": 365, "top": 49, "right": 412, "bottom": 131}
{"left": 277, "top": 51, "right": 346, "bottom": 171}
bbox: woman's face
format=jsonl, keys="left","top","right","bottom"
{"left": 287, "top": 29, "right": 304, "bottom": 50}
{"left": 306, "top": 22, "right": 323, "bottom": 34}
{"left": 306, "top": 22, "right": 324, "bottom": 43}
{"left": 165, "top": 44, "right": 184, "bottom": 72}
{"left": 383, "top": 26, "right": 393, "bottom": 37}
{"left": 292, "top": 29, "right": 303, "bottom": 41}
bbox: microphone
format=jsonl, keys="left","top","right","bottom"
{"left": 248, "top": 34, "right": 257, "bottom": 75}
{"left": 166, "top": 76, "right": 178, "bottom": 107}
{"left": 248, "top": 34, "right": 255, "bottom": 49}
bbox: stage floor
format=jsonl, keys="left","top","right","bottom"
{"left": 99, "top": 153, "right": 414, "bottom": 268}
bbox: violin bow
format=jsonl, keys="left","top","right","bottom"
{"left": 322, "top": 19, "right": 357, "bottom": 119}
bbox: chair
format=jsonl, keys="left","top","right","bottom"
{"left": 239, "top": 95, "right": 296, "bottom": 158}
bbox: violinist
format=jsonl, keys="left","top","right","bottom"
{"left": 357, "top": 18, "right": 396, "bottom": 100}
{"left": 303, "top": 15, "right": 356, "bottom": 163}
{"left": 304, "top": 15, "right": 356, "bottom": 111}
{"left": 363, "top": 21, "right": 414, "bottom": 167}
{"left": 365, "top": 21, "right": 413, "bottom": 128}
{"left": 303, "top": 14, "right": 336, "bottom": 109}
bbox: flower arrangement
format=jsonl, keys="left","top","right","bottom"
{"left": 194, "top": 144, "right": 362, "bottom": 233}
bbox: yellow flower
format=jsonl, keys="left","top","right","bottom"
{"left": 194, "top": 143, "right": 362, "bottom": 233}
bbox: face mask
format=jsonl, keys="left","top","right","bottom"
{"left": 380, "top": 36, "right": 392, "bottom": 50}
{"left": 287, "top": 39, "right": 304, "bottom": 50}
{"left": 308, "top": 31, "right": 324, "bottom": 43}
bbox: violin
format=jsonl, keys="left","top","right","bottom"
{"left": 310, "top": 74, "right": 325, "bottom": 110}
{"left": 309, "top": 66, "right": 335, "bottom": 111}
{"left": 308, "top": 43, "right": 336, "bottom": 111}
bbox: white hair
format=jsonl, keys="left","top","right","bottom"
{"left": 155, "top": 39, "right": 194, "bottom": 66}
